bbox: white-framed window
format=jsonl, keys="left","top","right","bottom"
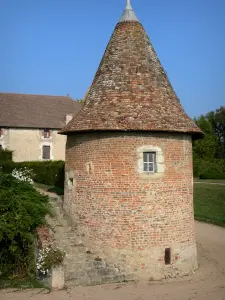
{"left": 39, "top": 142, "right": 53, "bottom": 160}
{"left": 143, "top": 152, "right": 157, "bottom": 172}
{"left": 137, "top": 145, "right": 165, "bottom": 175}
{"left": 42, "top": 145, "right": 51, "bottom": 160}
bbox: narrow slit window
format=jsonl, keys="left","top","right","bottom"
{"left": 42, "top": 145, "right": 50, "bottom": 160}
{"left": 143, "top": 152, "right": 157, "bottom": 173}
{"left": 69, "top": 178, "right": 74, "bottom": 186}
{"left": 165, "top": 248, "right": 171, "bottom": 265}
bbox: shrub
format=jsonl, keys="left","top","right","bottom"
{"left": 0, "top": 172, "right": 52, "bottom": 277}
{"left": 193, "top": 157, "right": 225, "bottom": 178}
{"left": 12, "top": 167, "right": 34, "bottom": 184}
{"left": 200, "top": 170, "right": 225, "bottom": 180}
{"left": 37, "top": 247, "right": 65, "bottom": 276}
{"left": 0, "top": 161, "right": 65, "bottom": 188}
{"left": 0, "top": 149, "right": 13, "bottom": 162}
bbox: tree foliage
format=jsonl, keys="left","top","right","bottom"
{"left": 193, "top": 106, "right": 225, "bottom": 178}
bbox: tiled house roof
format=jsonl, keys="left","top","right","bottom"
{"left": 61, "top": 1, "right": 202, "bottom": 138}
{"left": 0, "top": 93, "right": 82, "bottom": 129}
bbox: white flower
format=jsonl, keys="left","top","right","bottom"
{"left": 12, "top": 167, "right": 34, "bottom": 184}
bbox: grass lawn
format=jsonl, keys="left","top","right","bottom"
{"left": 34, "top": 183, "right": 64, "bottom": 195}
{"left": 194, "top": 181, "right": 225, "bottom": 227}
{"left": 194, "top": 179, "right": 225, "bottom": 184}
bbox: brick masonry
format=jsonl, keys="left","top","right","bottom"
{"left": 63, "top": 132, "right": 198, "bottom": 280}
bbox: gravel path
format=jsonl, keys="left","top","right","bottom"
{"left": 1, "top": 222, "right": 225, "bottom": 300}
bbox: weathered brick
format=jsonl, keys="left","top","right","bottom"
{"left": 63, "top": 132, "right": 198, "bottom": 280}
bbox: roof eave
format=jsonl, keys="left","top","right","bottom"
{"left": 59, "top": 128, "right": 204, "bottom": 139}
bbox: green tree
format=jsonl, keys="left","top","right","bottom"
{"left": 193, "top": 115, "right": 218, "bottom": 159}
{"left": 209, "top": 107, "right": 225, "bottom": 158}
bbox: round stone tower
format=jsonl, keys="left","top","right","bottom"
{"left": 61, "top": 0, "right": 202, "bottom": 280}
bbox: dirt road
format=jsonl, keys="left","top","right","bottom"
{"left": 1, "top": 222, "right": 225, "bottom": 300}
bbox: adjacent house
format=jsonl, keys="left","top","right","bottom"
{"left": 0, "top": 93, "right": 81, "bottom": 162}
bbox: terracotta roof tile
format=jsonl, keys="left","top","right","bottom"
{"left": 0, "top": 93, "right": 82, "bottom": 129}
{"left": 61, "top": 11, "right": 202, "bottom": 138}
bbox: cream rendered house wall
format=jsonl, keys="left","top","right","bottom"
{"left": 1, "top": 128, "right": 66, "bottom": 162}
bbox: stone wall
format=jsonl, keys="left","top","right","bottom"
{"left": 64, "top": 132, "right": 197, "bottom": 280}
{"left": 0, "top": 128, "right": 67, "bottom": 162}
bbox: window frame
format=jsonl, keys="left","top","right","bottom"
{"left": 143, "top": 151, "right": 157, "bottom": 173}
{"left": 42, "top": 145, "right": 51, "bottom": 160}
{"left": 137, "top": 145, "right": 165, "bottom": 177}
{"left": 43, "top": 129, "right": 51, "bottom": 139}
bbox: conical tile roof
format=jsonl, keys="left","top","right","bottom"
{"left": 61, "top": 1, "right": 202, "bottom": 138}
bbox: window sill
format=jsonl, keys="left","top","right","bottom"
{"left": 139, "top": 171, "right": 164, "bottom": 180}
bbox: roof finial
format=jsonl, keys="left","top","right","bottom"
{"left": 126, "top": 0, "right": 131, "bottom": 8}
{"left": 119, "top": 0, "right": 139, "bottom": 23}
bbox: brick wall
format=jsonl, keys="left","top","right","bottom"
{"left": 64, "top": 132, "right": 197, "bottom": 280}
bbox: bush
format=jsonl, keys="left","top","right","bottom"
{"left": 200, "top": 170, "right": 225, "bottom": 180}
{"left": 0, "top": 161, "right": 65, "bottom": 188}
{"left": 0, "top": 149, "right": 13, "bottom": 162}
{"left": 0, "top": 172, "right": 52, "bottom": 277}
{"left": 193, "top": 157, "right": 225, "bottom": 178}
{"left": 12, "top": 167, "right": 34, "bottom": 184}
{"left": 37, "top": 247, "right": 65, "bottom": 276}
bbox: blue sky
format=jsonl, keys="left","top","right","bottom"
{"left": 0, "top": 0, "right": 224, "bottom": 118}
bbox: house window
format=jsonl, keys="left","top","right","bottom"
{"left": 42, "top": 145, "right": 51, "bottom": 160}
{"left": 43, "top": 129, "right": 51, "bottom": 138}
{"left": 0, "top": 128, "right": 3, "bottom": 137}
{"left": 143, "top": 152, "right": 157, "bottom": 172}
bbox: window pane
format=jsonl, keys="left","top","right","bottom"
{"left": 43, "top": 146, "right": 50, "bottom": 159}
{"left": 143, "top": 152, "right": 156, "bottom": 172}
{"left": 143, "top": 163, "right": 148, "bottom": 172}
{"left": 149, "top": 153, "right": 154, "bottom": 162}
{"left": 143, "top": 152, "right": 148, "bottom": 163}
{"left": 148, "top": 163, "right": 154, "bottom": 172}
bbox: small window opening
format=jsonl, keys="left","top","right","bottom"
{"left": 0, "top": 128, "right": 3, "bottom": 137}
{"left": 43, "top": 129, "right": 51, "bottom": 138}
{"left": 42, "top": 145, "right": 50, "bottom": 160}
{"left": 143, "top": 152, "right": 157, "bottom": 172}
{"left": 68, "top": 178, "right": 74, "bottom": 186}
{"left": 165, "top": 248, "right": 171, "bottom": 265}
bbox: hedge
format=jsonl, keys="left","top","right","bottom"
{"left": 193, "top": 158, "right": 225, "bottom": 179}
{"left": 0, "top": 161, "right": 65, "bottom": 188}
{"left": 200, "top": 171, "right": 225, "bottom": 180}
{"left": 0, "top": 149, "right": 13, "bottom": 162}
